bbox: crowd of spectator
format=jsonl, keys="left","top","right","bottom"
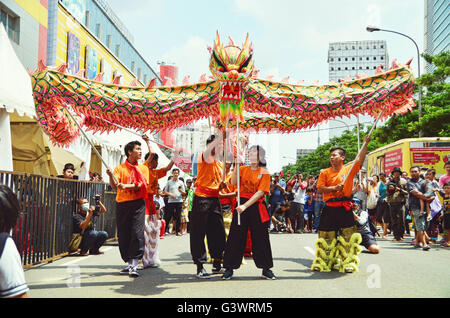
{"left": 263, "top": 161, "right": 450, "bottom": 251}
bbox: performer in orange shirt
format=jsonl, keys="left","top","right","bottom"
{"left": 141, "top": 135, "right": 176, "bottom": 268}
{"left": 190, "top": 134, "right": 227, "bottom": 279}
{"left": 106, "top": 140, "right": 149, "bottom": 278}
{"left": 222, "top": 145, "right": 276, "bottom": 280}
{"left": 311, "top": 135, "right": 370, "bottom": 274}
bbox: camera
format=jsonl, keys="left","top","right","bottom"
{"left": 93, "top": 194, "right": 101, "bottom": 216}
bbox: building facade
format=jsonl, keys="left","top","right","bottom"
{"left": 328, "top": 40, "right": 389, "bottom": 82}
{"left": 327, "top": 40, "right": 389, "bottom": 138}
{"left": 1, "top": 0, "right": 48, "bottom": 71}
{"left": 424, "top": 0, "right": 449, "bottom": 72}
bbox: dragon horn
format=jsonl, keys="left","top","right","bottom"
{"left": 228, "top": 36, "right": 235, "bottom": 46}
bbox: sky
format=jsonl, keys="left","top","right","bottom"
{"left": 107, "top": 0, "right": 425, "bottom": 173}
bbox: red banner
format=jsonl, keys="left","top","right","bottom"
{"left": 412, "top": 152, "right": 441, "bottom": 165}
{"left": 384, "top": 148, "right": 402, "bottom": 174}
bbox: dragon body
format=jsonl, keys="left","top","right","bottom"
{"left": 31, "top": 32, "right": 416, "bottom": 146}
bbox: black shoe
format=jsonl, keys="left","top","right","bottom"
{"left": 261, "top": 269, "right": 276, "bottom": 280}
{"left": 196, "top": 268, "right": 211, "bottom": 279}
{"left": 119, "top": 265, "right": 131, "bottom": 275}
{"left": 221, "top": 269, "right": 233, "bottom": 280}
{"left": 129, "top": 266, "right": 140, "bottom": 278}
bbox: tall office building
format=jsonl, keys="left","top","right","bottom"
{"left": 327, "top": 40, "right": 389, "bottom": 138}
{"left": 424, "top": 0, "right": 449, "bottom": 73}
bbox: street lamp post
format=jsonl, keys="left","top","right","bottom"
{"left": 366, "top": 26, "right": 422, "bottom": 137}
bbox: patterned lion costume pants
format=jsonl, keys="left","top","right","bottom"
{"left": 311, "top": 204, "right": 362, "bottom": 273}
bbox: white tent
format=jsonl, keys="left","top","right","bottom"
{"left": 0, "top": 23, "right": 36, "bottom": 171}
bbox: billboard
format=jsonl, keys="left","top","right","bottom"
{"left": 67, "top": 32, "right": 81, "bottom": 75}
{"left": 60, "top": 0, "right": 86, "bottom": 23}
{"left": 85, "top": 46, "right": 99, "bottom": 80}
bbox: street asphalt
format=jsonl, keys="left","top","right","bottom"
{"left": 24, "top": 230, "right": 450, "bottom": 298}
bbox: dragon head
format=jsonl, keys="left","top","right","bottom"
{"left": 209, "top": 32, "right": 254, "bottom": 104}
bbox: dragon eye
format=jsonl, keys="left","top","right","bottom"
{"left": 239, "top": 54, "right": 252, "bottom": 73}
{"left": 213, "top": 52, "right": 227, "bottom": 72}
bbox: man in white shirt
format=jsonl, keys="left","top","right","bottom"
{"left": 289, "top": 174, "right": 308, "bottom": 233}
{"left": 163, "top": 169, "right": 186, "bottom": 236}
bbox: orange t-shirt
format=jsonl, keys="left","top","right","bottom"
{"left": 194, "top": 153, "right": 223, "bottom": 198}
{"left": 113, "top": 163, "right": 150, "bottom": 203}
{"left": 221, "top": 172, "right": 236, "bottom": 194}
{"left": 145, "top": 165, "right": 167, "bottom": 195}
{"left": 317, "top": 161, "right": 361, "bottom": 202}
{"left": 239, "top": 166, "right": 271, "bottom": 195}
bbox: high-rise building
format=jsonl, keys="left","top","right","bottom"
{"left": 424, "top": 0, "right": 449, "bottom": 73}
{"left": 328, "top": 40, "right": 389, "bottom": 82}
{"left": 327, "top": 40, "right": 389, "bottom": 138}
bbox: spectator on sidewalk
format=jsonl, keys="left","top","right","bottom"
{"left": 351, "top": 198, "right": 380, "bottom": 254}
{"left": 163, "top": 169, "right": 186, "bottom": 236}
{"left": 386, "top": 167, "right": 408, "bottom": 241}
{"left": 407, "top": 166, "right": 434, "bottom": 251}
{"left": 73, "top": 196, "right": 108, "bottom": 256}
{"left": 269, "top": 172, "right": 286, "bottom": 224}
{"left": 290, "top": 173, "right": 307, "bottom": 233}
{"left": 312, "top": 173, "right": 325, "bottom": 233}
{"left": 376, "top": 172, "right": 390, "bottom": 239}
{"left": 0, "top": 185, "right": 29, "bottom": 298}
{"left": 438, "top": 161, "right": 450, "bottom": 188}
{"left": 304, "top": 187, "right": 315, "bottom": 232}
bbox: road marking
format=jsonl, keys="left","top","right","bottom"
{"left": 56, "top": 247, "right": 114, "bottom": 267}
{"left": 304, "top": 246, "right": 315, "bottom": 256}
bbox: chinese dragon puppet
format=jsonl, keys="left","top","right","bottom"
{"left": 31, "top": 32, "right": 416, "bottom": 273}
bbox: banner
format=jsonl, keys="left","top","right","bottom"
{"left": 85, "top": 46, "right": 99, "bottom": 80}
{"left": 67, "top": 32, "right": 80, "bottom": 75}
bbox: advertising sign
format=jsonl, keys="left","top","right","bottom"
{"left": 85, "top": 46, "right": 99, "bottom": 80}
{"left": 384, "top": 148, "right": 403, "bottom": 175}
{"left": 67, "top": 32, "right": 80, "bottom": 75}
{"left": 410, "top": 141, "right": 450, "bottom": 176}
{"left": 175, "top": 156, "right": 192, "bottom": 173}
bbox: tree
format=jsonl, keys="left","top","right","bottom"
{"left": 372, "top": 50, "right": 449, "bottom": 144}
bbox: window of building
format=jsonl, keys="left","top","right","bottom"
{"left": 331, "top": 67, "right": 334, "bottom": 71}
{"left": 352, "top": 46, "right": 355, "bottom": 49}
{"left": 345, "top": 67, "right": 348, "bottom": 70}
{"left": 380, "top": 45, "right": 384, "bottom": 48}
{"left": 359, "top": 66, "right": 362, "bottom": 70}
{"left": 96, "top": 23, "right": 101, "bottom": 39}
{"left": 381, "top": 56, "right": 384, "bottom": 60}
{"left": 338, "top": 67, "right": 341, "bottom": 71}
{"left": 144, "top": 74, "right": 148, "bottom": 84}
{"left": 359, "top": 57, "right": 362, "bottom": 61}
{"left": 85, "top": 10, "right": 90, "bottom": 28}
{"left": 366, "top": 66, "right": 369, "bottom": 70}
{"left": 1, "top": 8, "right": 19, "bottom": 44}
{"left": 374, "top": 57, "right": 377, "bottom": 60}
{"left": 138, "top": 68, "right": 142, "bottom": 80}
{"left": 352, "top": 57, "right": 355, "bottom": 61}
{"left": 115, "top": 45, "right": 121, "bottom": 58}
{"left": 373, "top": 45, "right": 377, "bottom": 49}
{"left": 330, "top": 58, "right": 334, "bottom": 62}
{"left": 131, "top": 61, "right": 135, "bottom": 73}
{"left": 366, "top": 57, "right": 369, "bottom": 60}
{"left": 352, "top": 67, "right": 355, "bottom": 70}
{"left": 338, "top": 58, "right": 341, "bottom": 61}
{"left": 345, "top": 57, "right": 348, "bottom": 61}
{"left": 373, "top": 66, "right": 376, "bottom": 69}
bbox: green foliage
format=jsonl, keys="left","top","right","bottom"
{"left": 282, "top": 50, "right": 449, "bottom": 176}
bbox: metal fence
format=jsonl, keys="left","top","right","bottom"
{"left": 0, "top": 170, "right": 117, "bottom": 268}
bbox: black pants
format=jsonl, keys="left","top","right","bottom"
{"left": 224, "top": 198, "right": 273, "bottom": 270}
{"left": 190, "top": 195, "right": 226, "bottom": 267}
{"left": 164, "top": 202, "right": 182, "bottom": 234}
{"left": 290, "top": 202, "right": 304, "bottom": 231}
{"left": 116, "top": 199, "right": 146, "bottom": 263}
{"left": 388, "top": 203, "right": 405, "bottom": 239}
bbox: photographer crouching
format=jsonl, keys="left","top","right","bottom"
{"left": 72, "top": 194, "right": 108, "bottom": 256}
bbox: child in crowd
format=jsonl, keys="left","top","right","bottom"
{"left": 304, "top": 187, "right": 314, "bottom": 233}
{"left": 180, "top": 194, "right": 189, "bottom": 235}
{"left": 420, "top": 169, "right": 439, "bottom": 221}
